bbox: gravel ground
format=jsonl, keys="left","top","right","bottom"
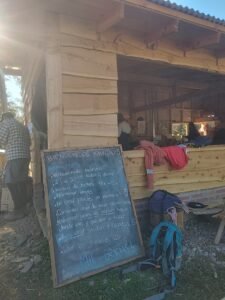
{"left": 0, "top": 210, "right": 225, "bottom": 300}
{"left": 183, "top": 215, "right": 225, "bottom": 264}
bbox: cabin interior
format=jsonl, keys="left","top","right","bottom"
{"left": 117, "top": 56, "right": 225, "bottom": 146}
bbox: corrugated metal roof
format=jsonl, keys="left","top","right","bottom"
{"left": 148, "top": 0, "right": 225, "bottom": 26}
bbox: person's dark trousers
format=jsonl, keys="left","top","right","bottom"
{"left": 7, "top": 181, "right": 28, "bottom": 211}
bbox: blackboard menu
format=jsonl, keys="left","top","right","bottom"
{"left": 42, "top": 146, "right": 144, "bottom": 287}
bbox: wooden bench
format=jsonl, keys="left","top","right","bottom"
{"left": 189, "top": 199, "right": 225, "bottom": 245}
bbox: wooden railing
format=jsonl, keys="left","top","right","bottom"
{"left": 123, "top": 146, "right": 225, "bottom": 200}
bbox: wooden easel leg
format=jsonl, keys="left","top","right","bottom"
{"left": 214, "top": 219, "right": 225, "bottom": 245}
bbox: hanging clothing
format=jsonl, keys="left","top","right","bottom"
{"left": 136, "top": 140, "right": 166, "bottom": 189}
{"left": 162, "top": 146, "right": 188, "bottom": 170}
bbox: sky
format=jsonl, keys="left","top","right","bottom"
{"left": 4, "top": 75, "right": 23, "bottom": 119}
{"left": 172, "top": 0, "right": 225, "bottom": 19}
{"left": 5, "top": 76, "right": 21, "bottom": 101}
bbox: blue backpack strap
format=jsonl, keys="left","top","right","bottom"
{"left": 149, "top": 221, "right": 168, "bottom": 259}
{"left": 150, "top": 221, "right": 183, "bottom": 289}
{"left": 162, "top": 222, "right": 183, "bottom": 288}
{"left": 149, "top": 222, "right": 172, "bottom": 257}
{"left": 163, "top": 222, "right": 182, "bottom": 257}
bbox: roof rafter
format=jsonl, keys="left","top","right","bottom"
{"left": 125, "top": 0, "right": 225, "bottom": 33}
{"left": 183, "top": 32, "right": 221, "bottom": 52}
{"left": 97, "top": 1, "right": 124, "bottom": 33}
{"left": 145, "top": 18, "right": 179, "bottom": 49}
{"left": 132, "top": 83, "right": 225, "bottom": 112}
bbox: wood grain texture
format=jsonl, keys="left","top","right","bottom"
{"left": 63, "top": 93, "right": 118, "bottom": 115}
{"left": 63, "top": 114, "right": 118, "bottom": 137}
{"left": 59, "top": 14, "right": 97, "bottom": 40}
{"left": 59, "top": 31, "right": 225, "bottom": 75}
{"left": 61, "top": 47, "right": 118, "bottom": 80}
{"left": 46, "top": 50, "right": 64, "bottom": 149}
{"left": 64, "top": 135, "right": 118, "bottom": 148}
{"left": 62, "top": 75, "right": 118, "bottom": 94}
{"left": 124, "top": 146, "right": 225, "bottom": 199}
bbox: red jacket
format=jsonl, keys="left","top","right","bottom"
{"left": 162, "top": 146, "right": 188, "bottom": 170}
{"left": 136, "top": 141, "right": 166, "bottom": 189}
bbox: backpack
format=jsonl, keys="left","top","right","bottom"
{"left": 148, "top": 190, "right": 182, "bottom": 229}
{"left": 149, "top": 221, "right": 183, "bottom": 289}
{"left": 149, "top": 190, "right": 182, "bottom": 214}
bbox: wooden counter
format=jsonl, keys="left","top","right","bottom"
{"left": 123, "top": 146, "right": 225, "bottom": 200}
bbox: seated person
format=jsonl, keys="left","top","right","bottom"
{"left": 212, "top": 120, "right": 225, "bottom": 145}
{"left": 187, "top": 122, "right": 211, "bottom": 146}
{"left": 118, "top": 113, "right": 132, "bottom": 151}
{"left": 187, "top": 122, "right": 200, "bottom": 141}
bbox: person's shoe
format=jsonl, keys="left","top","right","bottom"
{"left": 3, "top": 210, "right": 26, "bottom": 222}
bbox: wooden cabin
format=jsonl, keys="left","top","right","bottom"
{"left": 2, "top": 0, "right": 225, "bottom": 230}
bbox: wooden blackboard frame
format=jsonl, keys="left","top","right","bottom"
{"left": 42, "top": 146, "right": 144, "bottom": 288}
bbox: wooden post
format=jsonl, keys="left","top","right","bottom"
{"left": 46, "top": 50, "right": 64, "bottom": 149}
{"left": 46, "top": 13, "right": 64, "bottom": 149}
{"left": 214, "top": 218, "right": 225, "bottom": 245}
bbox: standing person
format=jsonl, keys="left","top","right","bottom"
{"left": 118, "top": 112, "right": 132, "bottom": 150}
{"left": 187, "top": 122, "right": 200, "bottom": 142}
{"left": 0, "top": 112, "right": 31, "bottom": 221}
{"left": 187, "top": 122, "right": 211, "bottom": 146}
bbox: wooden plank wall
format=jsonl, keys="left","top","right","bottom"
{"left": 45, "top": 14, "right": 119, "bottom": 149}
{"left": 124, "top": 147, "right": 225, "bottom": 200}
{"left": 61, "top": 49, "right": 118, "bottom": 148}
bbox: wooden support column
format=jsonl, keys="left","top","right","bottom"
{"left": 46, "top": 49, "right": 63, "bottom": 149}
{"left": 45, "top": 13, "right": 64, "bottom": 149}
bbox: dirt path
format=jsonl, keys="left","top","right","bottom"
{"left": 0, "top": 212, "right": 225, "bottom": 300}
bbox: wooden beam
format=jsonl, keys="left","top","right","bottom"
{"left": 132, "top": 85, "right": 225, "bottom": 112}
{"left": 125, "top": 0, "right": 225, "bottom": 33}
{"left": 97, "top": 2, "right": 124, "bottom": 33}
{"left": 146, "top": 19, "right": 179, "bottom": 49}
{"left": 60, "top": 29, "right": 225, "bottom": 75}
{"left": 183, "top": 32, "right": 221, "bottom": 52}
{"left": 46, "top": 50, "right": 64, "bottom": 149}
{"left": 119, "top": 72, "right": 209, "bottom": 90}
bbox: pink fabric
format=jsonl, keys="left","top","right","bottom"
{"left": 162, "top": 146, "right": 188, "bottom": 170}
{"left": 136, "top": 140, "right": 166, "bottom": 189}
{"left": 167, "top": 207, "right": 177, "bottom": 225}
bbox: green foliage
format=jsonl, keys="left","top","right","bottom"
{"left": 4, "top": 75, "right": 24, "bottom": 122}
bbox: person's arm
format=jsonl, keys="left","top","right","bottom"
{"left": 0, "top": 122, "right": 9, "bottom": 147}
